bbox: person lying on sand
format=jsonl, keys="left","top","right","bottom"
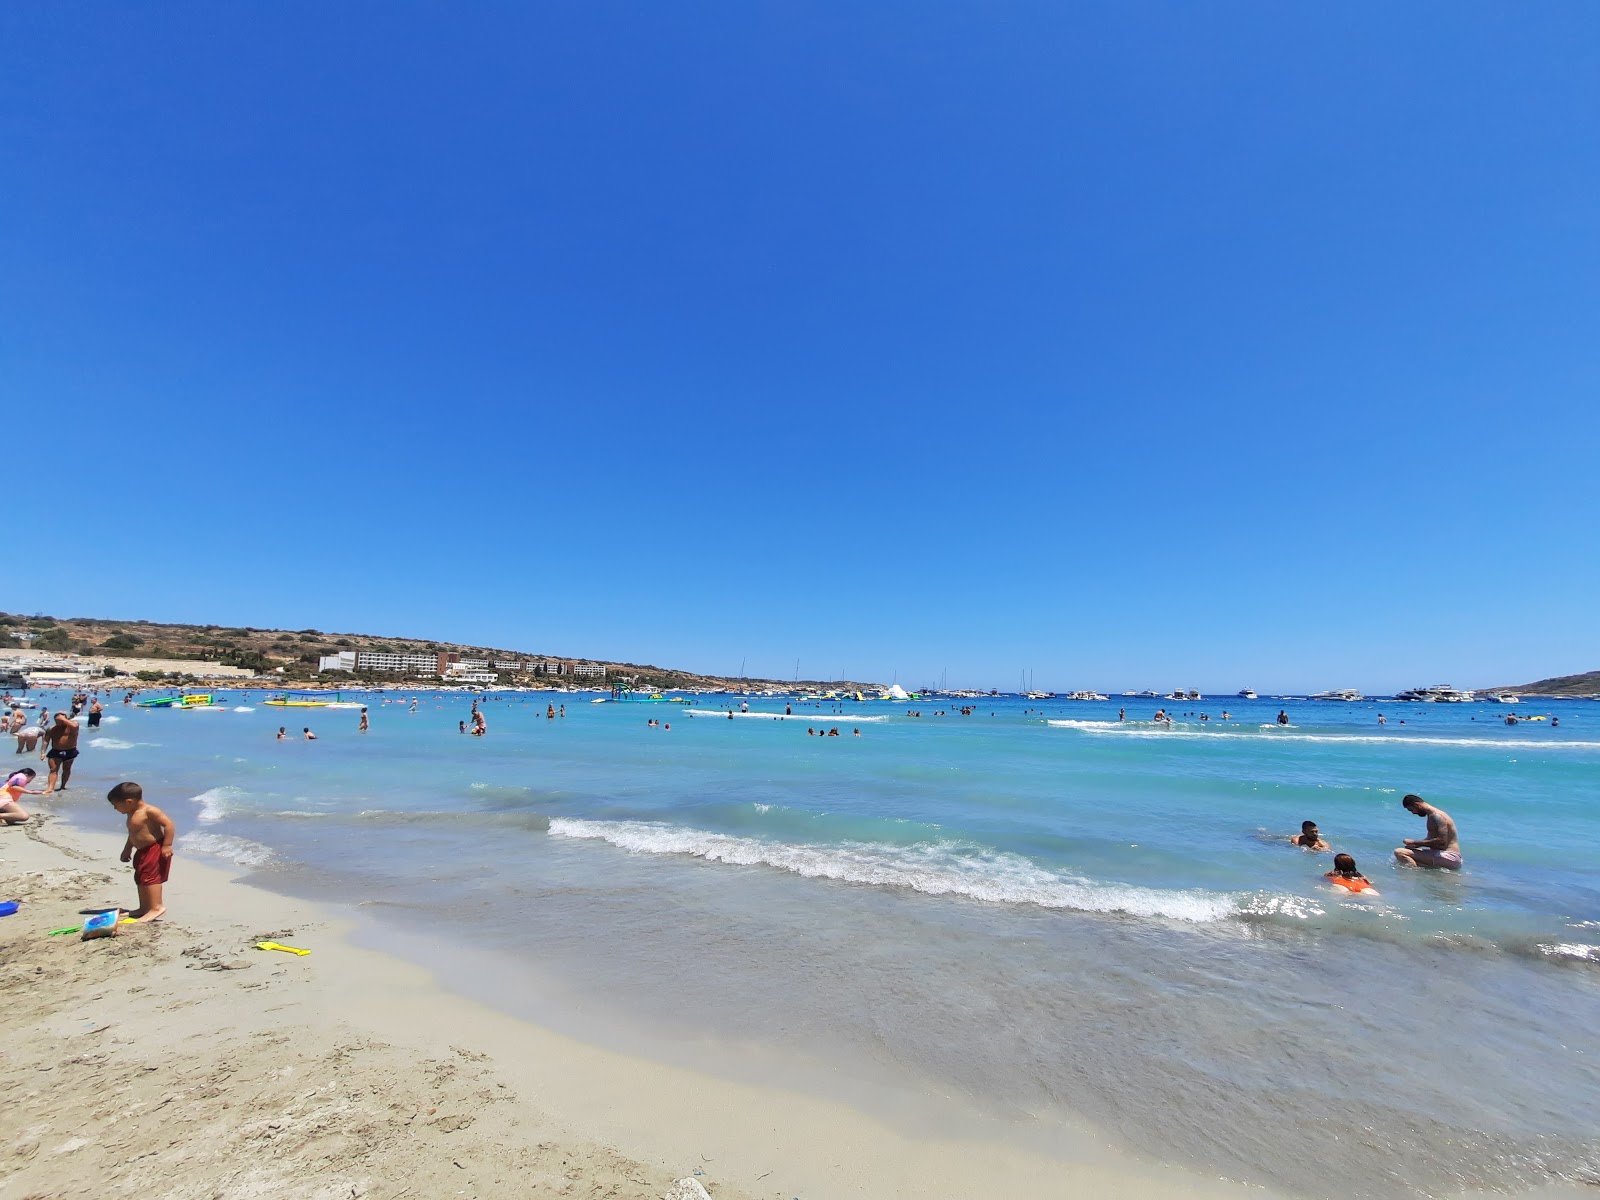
{"left": 109, "top": 781, "right": 174, "bottom": 922}
{"left": 1291, "top": 821, "right": 1331, "bottom": 851}
{"left": 1, "top": 767, "right": 44, "bottom": 824}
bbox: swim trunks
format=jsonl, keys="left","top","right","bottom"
{"left": 1410, "top": 847, "right": 1462, "bottom": 869}
{"left": 46, "top": 747, "right": 79, "bottom": 762}
{"left": 88, "top": 712, "right": 102, "bottom": 727}
{"left": 133, "top": 843, "right": 171, "bottom": 886}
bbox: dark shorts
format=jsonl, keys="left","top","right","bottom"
{"left": 88, "top": 713, "right": 102, "bottom": 727}
{"left": 46, "top": 747, "right": 79, "bottom": 762}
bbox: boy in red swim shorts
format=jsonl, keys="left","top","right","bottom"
{"left": 108, "top": 781, "right": 176, "bottom": 922}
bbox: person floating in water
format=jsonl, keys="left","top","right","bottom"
{"left": 1326, "top": 853, "right": 1377, "bottom": 894}
{"left": 1394, "top": 794, "right": 1461, "bottom": 870}
{"left": 1291, "top": 820, "right": 1330, "bottom": 851}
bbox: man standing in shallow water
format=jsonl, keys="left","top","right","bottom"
{"left": 41, "top": 710, "right": 80, "bottom": 793}
{"left": 1394, "top": 794, "right": 1462, "bottom": 869}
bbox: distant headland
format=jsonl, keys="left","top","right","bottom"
{"left": 0, "top": 612, "right": 878, "bottom": 692}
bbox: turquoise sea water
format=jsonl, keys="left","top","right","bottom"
{"left": 30, "top": 688, "right": 1600, "bottom": 1198}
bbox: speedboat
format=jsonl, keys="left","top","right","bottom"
{"left": 1237, "top": 689, "right": 1257, "bottom": 699}
{"left": 1482, "top": 693, "right": 1520, "bottom": 704}
{"left": 1311, "top": 689, "right": 1364, "bottom": 702}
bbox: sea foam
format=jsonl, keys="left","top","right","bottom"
{"left": 192, "top": 785, "right": 244, "bottom": 824}
{"left": 1046, "top": 720, "right": 1600, "bottom": 750}
{"left": 690, "top": 709, "right": 888, "bottom": 722}
{"left": 88, "top": 737, "right": 137, "bottom": 750}
{"left": 182, "top": 832, "right": 274, "bottom": 867}
{"left": 547, "top": 817, "right": 1241, "bottom": 922}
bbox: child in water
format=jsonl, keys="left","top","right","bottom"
{"left": 1325, "top": 853, "right": 1377, "bottom": 895}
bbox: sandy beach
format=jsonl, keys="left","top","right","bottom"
{"left": 1, "top": 812, "right": 1271, "bottom": 1200}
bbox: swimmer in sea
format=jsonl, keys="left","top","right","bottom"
{"left": 276, "top": 727, "right": 287, "bottom": 740}
{"left": 1394, "top": 794, "right": 1462, "bottom": 870}
{"left": 1277, "top": 710, "right": 1290, "bottom": 725}
{"left": 303, "top": 727, "right": 317, "bottom": 740}
{"left": 1291, "top": 820, "right": 1331, "bottom": 851}
{"left": 1325, "top": 853, "right": 1377, "bottom": 894}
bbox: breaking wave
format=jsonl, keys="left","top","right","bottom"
{"left": 688, "top": 708, "right": 888, "bottom": 722}
{"left": 182, "top": 832, "right": 274, "bottom": 867}
{"left": 192, "top": 785, "right": 245, "bottom": 824}
{"left": 547, "top": 817, "right": 1250, "bottom": 923}
{"left": 1046, "top": 720, "right": 1600, "bottom": 750}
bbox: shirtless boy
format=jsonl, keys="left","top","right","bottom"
{"left": 41, "top": 711, "right": 81, "bottom": 793}
{"left": 108, "top": 782, "right": 175, "bottom": 921}
{"left": 1394, "top": 794, "right": 1462, "bottom": 870}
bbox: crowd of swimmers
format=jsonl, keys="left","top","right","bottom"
{"left": 1288, "top": 794, "right": 1463, "bottom": 895}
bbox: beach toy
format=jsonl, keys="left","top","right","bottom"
{"left": 255, "top": 940, "right": 311, "bottom": 956}
{"left": 0, "top": 900, "right": 18, "bottom": 917}
{"left": 81, "top": 910, "right": 120, "bottom": 940}
{"left": 50, "top": 917, "right": 136, "bottom": 936}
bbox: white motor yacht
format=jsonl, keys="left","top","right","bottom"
{"left": 1311, "top": 689, "right": 1365, "bottom": 702}
{"left": 1237, "top": 689, "right": 1257, "bottom": 699}
{"left": 1067, "top": 690, "right": 1109, "bottom": 701}
{"left": 1395, "top": 685, "right": 1477, "bottom": 703}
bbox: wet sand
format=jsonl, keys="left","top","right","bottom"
{"left": 1, "top": 814, "right": 1271, "bottom": 1200}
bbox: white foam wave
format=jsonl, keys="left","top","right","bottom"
{"left": 1045, "top": 720, "right": 1600, "bottom": 750}
{"left": 100, "top": 714, "right": 122, "bottom": 723}
{"left": 691, "top": 709, "right": 887, "bottom": 722}
{"left": 182, "top": 832, "right": 274, "bottom": 867}
{"left": 1538, "top": 942, "right": 1600, "bottom": 962}
{"left": 88, "top": 737, "right": 136, "bottom": 750}
{"left": 192, "top": 785, "right": 243, "bottom": 825}
{"left": 233, "top": 706, "right": 255, "bottom": 712}
{"left": 548, "top": 818, "right": 1240, "bottom": 922}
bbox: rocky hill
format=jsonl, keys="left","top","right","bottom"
{"left": 1493, "top": 670, "right": 1600, "bottom": 698}
{"left": 0, "top": 611, "right": 877, "bottom": 691}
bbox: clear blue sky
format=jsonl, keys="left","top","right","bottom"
{"left": 3, "top": 3, "right": 1597, "bottom": 692}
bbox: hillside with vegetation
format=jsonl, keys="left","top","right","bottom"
{"left": 1493, "top": 670, "right": 1600, "bottom": 698}
{"left": 0, "top": 611, "right": 876, "bottom": 692}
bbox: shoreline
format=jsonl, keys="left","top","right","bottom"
{"left": 4, "top": 814, "right": 1270, "bottom": 1200}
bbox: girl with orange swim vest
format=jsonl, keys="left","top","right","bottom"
{"left": 1326, "top": 853, "right": 1377, "bottom": 894}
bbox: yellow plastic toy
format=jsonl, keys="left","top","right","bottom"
{"left": 255, "top": 940, "right": 311, "bottom": 956}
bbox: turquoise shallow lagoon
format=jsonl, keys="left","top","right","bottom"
{"left": 41, "top": 688, "right": 1600, "bottom": 1198}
